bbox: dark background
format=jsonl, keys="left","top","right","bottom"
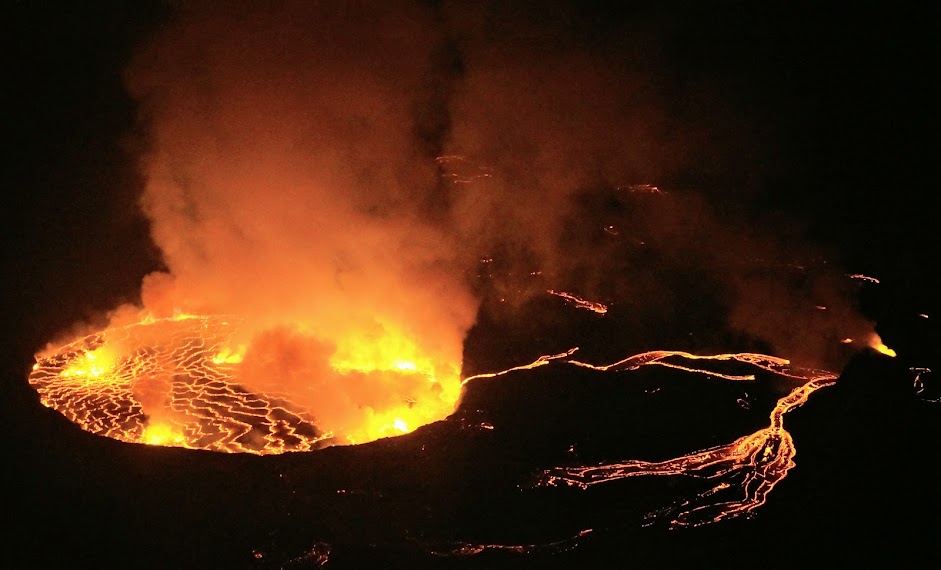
{"left": 5, "top": 1, "right": 938, "bottom": 363}
{"left": 3, "top": 1, "right": 938, "bottom": 567}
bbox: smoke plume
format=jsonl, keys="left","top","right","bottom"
{"left": 117, "top": 1, "right": 875, "bottom": 439}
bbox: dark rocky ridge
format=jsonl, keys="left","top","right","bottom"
{"left": 5, "top": 328, "right": 938, "bottom": 568}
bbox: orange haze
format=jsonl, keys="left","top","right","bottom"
{"left": 55, "top": 1, "right": 881, "bottom": 444}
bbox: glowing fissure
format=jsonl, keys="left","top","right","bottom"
{"left": 847, "top": 273, "right": 880, "bottom": 283}
{"left": 427, "top": 350, "right": 840, "bottom": 556}
{"left": 546, "top": 290, "right": 609, "bottom": 314}
{"left": 29, "top": 314, "right": 461, "bottom": 453}
{"left": 435, "top": 529, "right": 595, "bottom": 558}
{"left": 460, "top": 348, "right": 579, "bottom": 385}
{"left": 533, "top": 351, "right": 838, "bottom": 529}
{"left": 32, "top": 313, "right": 849, "bottom": 544}
{"left": 912, "top": 367, "right": 937, "bottom": 402}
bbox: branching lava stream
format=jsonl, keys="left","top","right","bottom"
{"left": 29, "top": 312, "right": 867, "bottom": 538}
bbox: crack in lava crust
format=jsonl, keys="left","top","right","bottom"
{"left": 29, "top": 315, "right": 332, "bottom": 454}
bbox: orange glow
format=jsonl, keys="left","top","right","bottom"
{"left": 847, "top": 273, "right": 880, "bottom": 283}
{"left": 868, "top": 334, "right": 897, "bottom": 357}
{"left": 212, "top": 345, "right": 246, "bottom": 364}
{"left": 326, "top": 324, "right": 462, "bottom": 442}
{"left": 330, "top": 325, "right": 440, "bottom": 378}
{"left": 29, "top": 315, "right": 855, "bottom": 534}
{"left": 140, "top": 311, "right": 199, "bottom": 325}
{"left": 546, "top": 290, "right": 609, "bottom": 314}
{"left": 462, "top": 348, "right": 579, "bottom": 385}
{"left": 533, "top": 350, "right": 838, "bottom": 529}
{"left": 29, "top": 315, "right": 462, "bottom": 452}
{"left": 342, "top": 393, "right": 455, "bottom": 445}
{"left": 142, "top": 422, "right": 185, "bottom": 447}
{"left": 60, "top": 346, "right": 119, "bottom": 382}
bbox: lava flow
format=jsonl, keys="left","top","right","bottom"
{"left": 426, "top": 349, "right": 851, "bottom": 556}
{"left": 29, "top": 314, "right": 462, "bottom": 453}
{"left": 29, "top": 307, "right": 898, "bottom": 545}
{"left": 547, "top": 289, "right": 609, "bottom": 314}
{"left": 535, "top": 351, "right": 838, "bottom": 529}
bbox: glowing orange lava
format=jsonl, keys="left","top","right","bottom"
{"left": 546, "top": 290, "right": 609, "bottom": 314}
{"left": 867, "top": 334, "right": 897, "bottom": 357}
{"left": 31, "top": 314, "right": 857, "bottom": 538}
{"left": 532, "top": 350, "right": 838, "bottom": 529}
{"left": 833, "top": 333, "right": 896, "bottom": 357}
{"left": 428, "top": 349, "right": 844, "bottom": 556}
{"left": 29, "top": 314, "right": 461, "bottom": 453}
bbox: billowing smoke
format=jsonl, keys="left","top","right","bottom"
{"left": 113, "top": 1, "right": 875, "bottom": 440}
{"left": 121, "top": 1, "right": 482, "bottom": 441}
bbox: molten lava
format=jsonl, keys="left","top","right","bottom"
{"left": 30, "top": 308, "right": 841, "bottom": 529}
{"left": 546, "top": 290, "right": 609, "bottom": 314}
{"left": 29, "top": 314, "right": 461, "bottom": 452}
{"left": 30, "top": 308, "right": 867, "bottom": 543}
{"left": 534, "top": 351, "right": 838, "bottom": 529}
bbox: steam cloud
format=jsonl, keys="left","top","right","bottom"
{"left": 114, "top": 1, "right": 874, "bottom": 437}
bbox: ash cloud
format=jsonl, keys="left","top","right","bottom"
{"left": 119, "top": 0, "right": 874, "bottom": 435}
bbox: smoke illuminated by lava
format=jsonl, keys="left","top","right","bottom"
{"left": 30, "top": 314, "right": 462, "bottom": 451}
{"left": 32, "top": 1, "right": 883, "bottom": 452}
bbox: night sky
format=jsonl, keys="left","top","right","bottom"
{"left": 4, "top": 1, "right": 938, "bottom": 566}
{"left": 6, "top": 2, "right": 937, "bottom": 356}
